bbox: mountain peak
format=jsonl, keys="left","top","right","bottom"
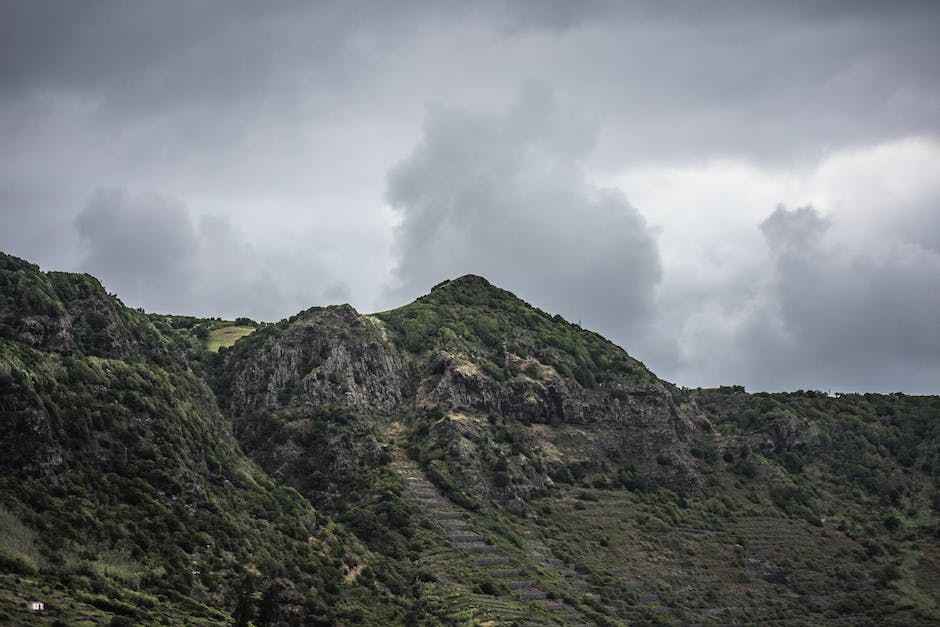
{"left": 3, "top": 249, "right": 939, "bottom": 625}
{"left": 430, "top": 274, "right": 494, "bottom": 292}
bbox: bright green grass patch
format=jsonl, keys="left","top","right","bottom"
{"left": 207, "top": 325, "right": 256, "bottom": 352}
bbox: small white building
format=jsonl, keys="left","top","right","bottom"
{"left": 28, "top": 601, "right": 44, "bottom": 612}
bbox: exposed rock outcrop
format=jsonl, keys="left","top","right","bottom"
{"left": 218, "top": 278, "right": 704, "bottom": 503}
{"left": 225, "top": 305, "right": 406, "bottom": 416}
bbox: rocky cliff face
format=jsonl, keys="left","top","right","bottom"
{"left": 0, "top": 252, "right": 404, "bottom": 625}
{"left": 414, "top": 351, "right": 700, "bottom": 504}
{"left": 0, "top": 388, "right": 63, "bottom": 475}
{"left": 223, "top": 304, "right": 406, "bottom": 416}
{"left": 217, "top": 275, "right": 703, "bottom": 505}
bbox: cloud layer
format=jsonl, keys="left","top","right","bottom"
{"left": 387, "top": 88, "right": 661, "bottom": 340}
{"left": 654, "top": 192, "right": 940, "bottom": 393}
{"left": 2, "top": 2, "right": 940, "bottom": 392}
{"left": 752, "top": 204, "right": 940, "bottom": 392}
{"left": 74, "top": 189, "right": 290, "bottom": 319}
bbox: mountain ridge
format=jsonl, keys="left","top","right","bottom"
{"left": 2, "top": 250, "right": 939, "bottom": 625}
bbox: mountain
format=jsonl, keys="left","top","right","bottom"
{"left": 1, "top": 252, "right": 938, "bottom": 625}
{"left": 0, "top": 253, "right": 410, "bottom": 625}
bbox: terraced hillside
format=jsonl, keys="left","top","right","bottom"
{"left": 383, "top": 418, "right": 594, "bottom": 625}
{"left": 2, "top": 252, "right": 939, "bottom": 624}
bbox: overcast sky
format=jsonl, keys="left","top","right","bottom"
{"left": 2, "top": 1, "right": 939, "bottom": 393}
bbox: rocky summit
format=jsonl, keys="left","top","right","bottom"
{"left": 1, "top": 251, "right": 939, "bottom": 625}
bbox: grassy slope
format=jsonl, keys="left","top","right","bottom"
{"left": 375, "top": 275, "right": 652, "bottom": 388}
{"left": 690, "top": 388, "right": 940, "bottom": 622}
{"left": 3, "top": 257, "right": 939, "bottom": 625}
{"left": 370, "top": 276, "right": 940, "bottom": 624}
{"left": 0, "top": 253, "right": 400, "bottom": 625}
{"left": 207, "top": 325, "right": 256, "bottom": 352}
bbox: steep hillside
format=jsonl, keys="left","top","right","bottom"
{"left": 0, "top": 253, "right": 414, "bottom": 625}
{"left": 212, "top": 274, "right": 940, "bottom": 625}
{"left": 216, "top": 276, "right": 702, "bottom": 505}
{"left": 2, "top": 252, "right": 939, "bottom": 625}
{"left": 375, "top": 275, "right": 701, "bottom": 503}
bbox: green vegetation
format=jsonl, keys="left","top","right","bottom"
{"left": 0, "top": 252, "right": 408, "bottom": 624}
{"left": 688, "top": 387, "right": 940, "bottom": 622}
{"left": 2, "top": 254, "right": 939, "bottom": 625}
{"left": 376, "top": 275, "right": 651, "bottom": 389}
{"left": 207, "top": 325, "right": 256, "bottom": 352}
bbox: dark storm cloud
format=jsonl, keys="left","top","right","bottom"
{"left": 1, "top": 1, "right": 939, "bottom": 392}
{"left": 707, "top": 205, "right": 940, "bottom": 393}
{"left": 75, "top": 189, "right": 198, "bottom": 309}
{"left": 505, "top": 1, "right": 940, "bottom": 166}
{"left": 74, "top": 189, "right": 286, "bottom": 319}
{"left": 3, "top": 1, "right": 937, "bottom": 162}
{"left": 1, "top": 2, "right": 386, "bottom": 105}
{"left": 387, "top": 87, "right": 662, "bottom": 342}
{"left": 0, "top": 1, "right": 434, "bottom": 187}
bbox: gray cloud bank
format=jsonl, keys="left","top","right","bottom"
{"left": 386, "top": 88, "right": 661, "bottom": 340}
{"left": 755, "top": 205, "right": 940, "bottom": 392}
{"left": 73, "top": 189, "right": 359, "bottom": 322}
{"left": 386, "top": 88, "right": 940, "bottom": 393}
{"left": 668, "top": 205, "right": 940, "bottom": 394}
{"left": 3, "top": 2, "right": 938, "bottom": 167}
{"left": 2, "top": 2, "right": 940, "bottom": 392}
{"left": 74, "top": 189, "right": 289, "bottom": 320}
